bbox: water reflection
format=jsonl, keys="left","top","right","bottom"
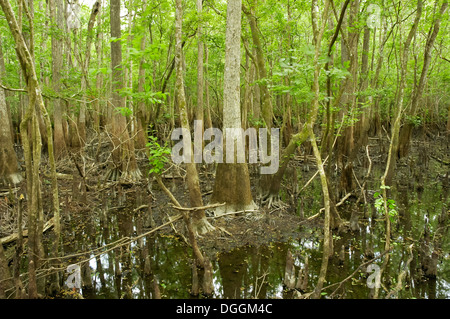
{"left": 55, "top": 170, "right": 448, "bottom": 299}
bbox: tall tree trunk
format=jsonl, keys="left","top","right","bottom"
{"left": 210, "top": 0, "right": 257, "bottom": 215}
{"left": 398, "top": 0, "right": 448, "bottom": 157}
{"left": 242, "top": 2, "right": 273, "bottom": 129}
{"left": 242, "top": 3, "right": 276, "bottom": 197}
{"left": 80, "top": 0, "right": 100, "bottom": 148}
{"left": 204, "top": 42, "right": 213, "bottom": 130}
{"left": 356, "top": 25, "right": 371, "bottom": 149}
{"left": 369, "top": 15, "right": 390, "bottom": 137}
{"left": 0, "top": 0, "right": 46, "bottom": 298}
{"left": 94, "top": 0, "right": 104, "bottom": 131}
{"left": 196, "top": 0, "right": 204, "bottom": 139}
{"left": 308, "top": 0, "right": 332, "bottom": 299}
{"left": 49, "top": 0, "right": 66, "bottom": 159}
{"left": 174, "top": 0, "right": 214, "bottom": 234}
{"left": 0, "top": 35, "right": 21, "bottom": 186}
{"left": 263, "top": 0, "right": 349, "bottom": 208}
{"left": 109, "top": 0, "right": 141, "bottom": 181}
{"left": 0, "top": 83, "right": 22, "bottom": 185}
{"left": 382, "top": 0, "right": 423, "bottom": 185}
{"left": 337, "top": 0, "right": 359, "bottom": 196}
{"left": 135, "top": 1, "right": 148, "bottom": 151}
{"left": 0, "top": 38, "right": 14, "bottom": 141}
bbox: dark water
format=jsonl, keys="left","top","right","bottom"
{"left": 46, "top": 168, "right": 449, "bottom": 299}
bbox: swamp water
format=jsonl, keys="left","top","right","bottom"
{"left": 37, "top": 167, "right": 449, "bottom": 299}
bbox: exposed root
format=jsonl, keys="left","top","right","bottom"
{"left": 193, "top": 217, "right": 216, "bottom": 236}
{"left": 105, "top": 167, "right": 142, "bottom": 182}
{"left": 212, "top": 201, "right": 259, "bottom": 217}
{"left": 120, "top": 168, "right": 143, "bottom": 182}
{"left": 105, "top": 167, "right": 120, "bottom": 181}
{"left": 0, "top": 173, "right": 23, "bottom": 187}
{"left": 260, "top": 193, "right": 288, "bottom": 210}
{"left": 8, "top": 173, "right": 23, "bottom": 185}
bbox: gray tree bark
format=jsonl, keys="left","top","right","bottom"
{"left": 210, "top": 0, "right": 257, "bottom": 215}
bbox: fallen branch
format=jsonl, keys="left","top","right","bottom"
{"left": 1, "top": 217, "right": 55, "bottom": 246}
{"left": 336, "top": 192, "right": 353, "bottom": 207}
{"left": 298, "top": 117, "right": 344, "bottom": 195}
{"left": 43, "top": 214, "right": 183, "bottom": 263}
{"left": 155, "top": 175, "right": 205, "bottom": 265}
{"left": 306, "top": 192, "right": 352, "bottom": 221}
{"left": 356, "top": 145, "right": 373, "bottom": 205}
{"left": 133, "top": 204, "right": 149, "bottom": 212}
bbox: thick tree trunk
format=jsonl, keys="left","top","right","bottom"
{"left": 2, "top": 0, "right": 63, "bottom": 298}
{"left": 0, "top": 0, "right": 42, "bottom": 298}
{"left": 210, "top": 0, "right": 257, "bottom": 215}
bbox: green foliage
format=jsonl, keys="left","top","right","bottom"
{"left": 114, "top": 106, "right": 133, "bottom": 118}
{"left": 146, "top": 136, "right": 171, "bottom": 175}
{"left": 270, "top": 54, "right": 316, "bottom": 104}
{"left": 374, "top": 186, "right": 398, "bottom": 223}
{"left": 0, "top": 0, "right": 448, "bottom": 136}
{"left": 326, "top": 66, "right": 350, "bottom": 80}
{"left": 248, "top": 113, "right": 265, "bottom": 127}
{"left": 405, "top": 115, "right": 422, "bottom": 127}
{"left": 118, "top": 85, "right": 166, "bottom": 106}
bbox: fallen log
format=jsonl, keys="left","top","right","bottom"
{"left": 0, "top": 217, "right": 55, "bottom": 246}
